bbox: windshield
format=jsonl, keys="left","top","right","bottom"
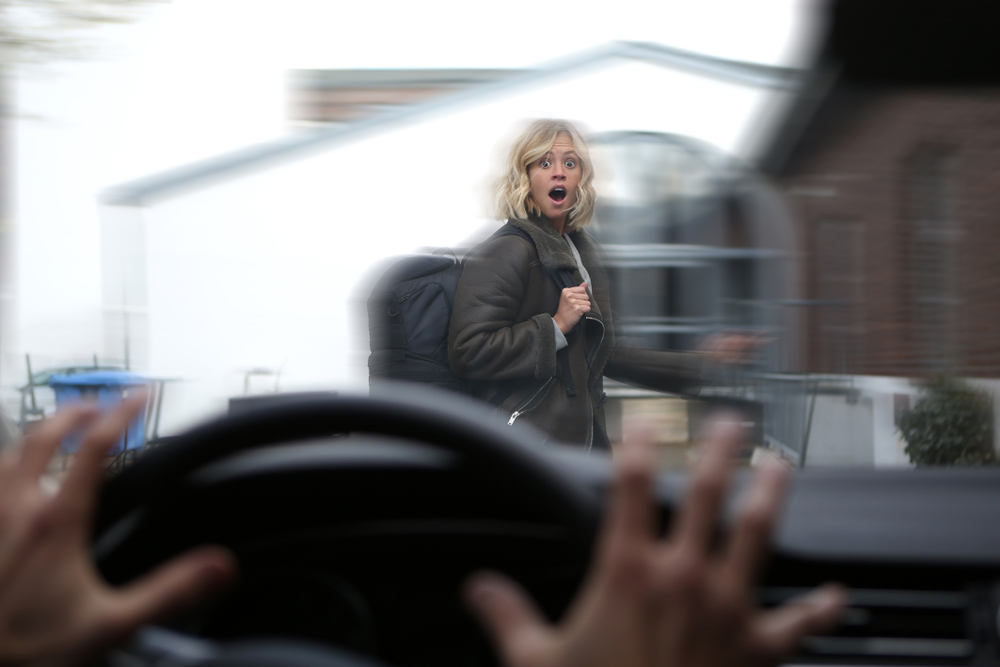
{"left": 3, "top": 1, "right": 996, "bottom": 470}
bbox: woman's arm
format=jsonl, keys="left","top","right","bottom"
{"left": 449, "top": 236, "right": 558, "bottom": 382}
{"left": 603, "top": 336, "right": 711, "bottom": 395}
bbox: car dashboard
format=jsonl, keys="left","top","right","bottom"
{"left": 93, "top": 395, "right": 1000, "bottom": 667}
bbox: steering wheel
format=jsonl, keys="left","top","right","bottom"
{"left": 93, "top": 386, "right": 603, "bottom": 667}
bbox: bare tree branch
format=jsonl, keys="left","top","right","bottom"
{"left": 0, "top": 0, "right": 167, "bottom": 66}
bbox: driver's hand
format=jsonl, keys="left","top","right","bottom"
{"left": 0, "top": 396, "right": 236, "bottom": 667}
{"left": 464, "top": 416, "right": 845, "bottom": 667}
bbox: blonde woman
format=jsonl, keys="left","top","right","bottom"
{"left": 449, "top": 119, "right": 715, "bottom": 450}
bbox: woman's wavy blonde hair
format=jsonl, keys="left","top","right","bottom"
{"left": 494, "top": 119, "right": 597, "bottom": 231}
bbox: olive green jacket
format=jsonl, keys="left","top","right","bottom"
{"left": 448, "top": 214, "right": 708, "bottom": 450}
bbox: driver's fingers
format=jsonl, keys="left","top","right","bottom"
{"left": 601, "top": 423, "right": 656, "bottom": 565}
{"left": 722, "top": 456, "right": 788, "bottom": 587}
{"left": 669, "top": 416, "right": 743, "bottom": 555}
{"left": 17, "top": 406, "right": 100, "bottom": 482}
{"left": 58, "top": 393, "right": 147, "bottom": 516}
{"left": 464, "top": 570, "right": 552, "bottom": 665}
{"left": 108, "top": 546, "right": 236, "bottom": 641}
{"left": 753, "top": 584, "right": 847, "bottom": 658}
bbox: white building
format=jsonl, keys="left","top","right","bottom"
{"left": 93, "top": 42, "right": 800, "bottom": 434}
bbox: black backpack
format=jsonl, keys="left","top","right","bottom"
{"left": 367, "top": 225, "right": 576, "bottom": 393}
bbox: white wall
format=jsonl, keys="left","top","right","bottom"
{"left": 803, "top": 376, "right": 920, "bottom": 468}
{"left": 804, "top": 394, "right": 874, "bottom": 467}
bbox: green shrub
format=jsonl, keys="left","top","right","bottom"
{"left": 898, "top": 376, "right": 996, "bottom": 466}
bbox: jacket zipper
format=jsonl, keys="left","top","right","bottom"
{"left": 508, "top": 378, "right": 554, "bottom": 425}
{"left": 584, "top": 314, "right": 605, "bottom": 371}
{"left": 583, "top": 314, "right": 606, "bottom": 452}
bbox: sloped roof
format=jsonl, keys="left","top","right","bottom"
{"left": 757, "top": 0, "right": 1000, "bottom": 176}
{"left": 101, "top": 41, "right": 804, "bottom": 207}
{"left": 289, "top": 68, "right": 525, "bottom": 89}
{"left": 288, "top": 68, "right": 529, "bottom": 123}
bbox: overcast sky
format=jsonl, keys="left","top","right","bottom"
{"left": 18, "top": 0, "right": 824, "bottom": 186}
{"left": 129, "top": 0, "right": 823, "bottom": 70}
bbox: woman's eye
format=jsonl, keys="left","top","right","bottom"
{"left": 565, "top": 159, "right": 576, "bottom": 168}
{"left": 540, "top": 159, "right": 551, "bottom": 168}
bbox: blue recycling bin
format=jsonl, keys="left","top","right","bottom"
{"left": 48, "top": 371, "right": 149, "bottom": 454}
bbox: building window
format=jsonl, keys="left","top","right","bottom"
{"left": 816, "top": 220, "right": 864, "bottom": 373}
{"left": 907, "top": 149, "right": 959, "bottom": 374}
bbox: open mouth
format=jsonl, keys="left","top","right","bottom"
{"left": 549, "top": 187, "right": 567, "bottom": 203}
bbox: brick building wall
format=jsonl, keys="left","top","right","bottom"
{"left": 776, "top": 88, "right": 1000, "bottom": 376}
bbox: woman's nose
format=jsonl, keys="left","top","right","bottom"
{"left": 552, "top": 164, "right": 566, "bottom": 178}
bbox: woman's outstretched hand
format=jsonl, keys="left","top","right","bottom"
{"left": 553, "top": 282, "right": 591, "bottom": 334}
{"left": 464, "top": 417, "right": 845, "bottom": 667}
{"left": 0, "top": 396, "right": 236, "bottom": 667}
{"left": 701, "top": 332, "right": 771, "bottom": 367}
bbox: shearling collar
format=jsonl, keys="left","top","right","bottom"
{"left": 507, "top": 214, "right": 593, "bottom": 272}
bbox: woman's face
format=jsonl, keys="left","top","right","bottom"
{"left": 527, "top": 132, "right": 582, "bottom": 228}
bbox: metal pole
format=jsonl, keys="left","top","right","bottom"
{"left": 152, "top": 381, "right": 164, "bottom": 441}
{"left": 799, "top": 375, "right": 818, "bottom": 468}
{"left": 25, "top": 354, "right": 37, "bottom": 412}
